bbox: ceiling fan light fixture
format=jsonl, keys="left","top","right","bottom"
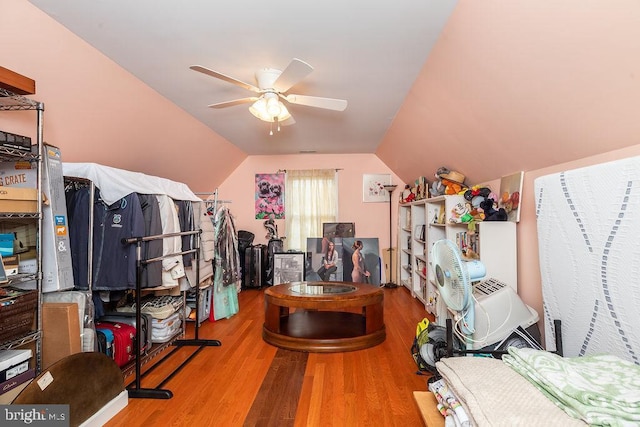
{"left": 266, "top": 97, "right": 281, "bottom": 116}
{"left": 249, "top": 96, "right": 291, "bottom": 123}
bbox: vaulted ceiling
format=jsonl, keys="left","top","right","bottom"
{"left": 28, "top": 0, "right": 457, "bottom": 156}
{"left": 25, "top": 0, "right": 640, "bottom": 186}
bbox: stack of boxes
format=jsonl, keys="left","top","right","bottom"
{"left": 0, "top": 349, "right": 34, "bottom": 403}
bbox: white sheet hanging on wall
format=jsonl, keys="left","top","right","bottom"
{"left": 535, "top": 156, "right": 640, "bottom": 364}
{"left": 63, "top": 162, "right": 202, "bottom": 205}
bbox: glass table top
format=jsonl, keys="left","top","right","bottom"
{"left": 288, "top": 282, "right": 357, "bottom": 295}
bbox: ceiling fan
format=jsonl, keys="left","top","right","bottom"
{"left": 190, "top": 58, "right": 348, "bottom": 134}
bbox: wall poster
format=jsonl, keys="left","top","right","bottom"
{"left": 362, "top": 173, "right": 392, "bottom": 203}
{"left": 255, "top": 173, "right": 285, "bottom": 219}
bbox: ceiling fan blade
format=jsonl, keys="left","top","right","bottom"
{"left": 190, "top": 65, "right": 260, "bottom": 93}
{"left": 272, "top": 58, "right": 314, "bottom": 93}
{"left": 284, "top": 94, "right": 348, "bottom": 111}
{"left": 208, "top": 97, "right": 259, "bottom": 109}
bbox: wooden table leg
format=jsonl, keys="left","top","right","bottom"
{"left": 265, "top": 301, "right": 288, "bottom": 333}
{"left": 364, "top": 302, "right": 383, "bottom": 334}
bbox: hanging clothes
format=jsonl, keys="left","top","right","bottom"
{"left": 155, "top": 195, "right": 185, "bottom": 289}
{"left": 138, "top": 194, "right": 163, "bottom": 288}
{"left": 67, "top": 187, "right": 144, "bottom": 291}
{"left": 182, "top": 201, "right": 215, "bottom": 289}
{"left": 211, "top": 206, "right": 240, "bottom": 320}
{"left": 66, "top": 185, "right": 91, "bottom": 289}
{"left": 175, "top": 200, "right": 194, "bottom": 268}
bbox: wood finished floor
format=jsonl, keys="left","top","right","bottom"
{"left": 105, "top": 285, "right": 431, "bottom": 427}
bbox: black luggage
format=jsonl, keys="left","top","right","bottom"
{"left": 237, "top": 230, "right": 255, "bottom": 289}
{"left": 244, "top": 244, "right": 266, "bottom": 289}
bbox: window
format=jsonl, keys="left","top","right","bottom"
{"left": 285, "top": 169, "right": 337, "bottom": 251}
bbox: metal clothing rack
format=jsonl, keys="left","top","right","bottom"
{"left": 445, "top": 318, "right": 564, "bottom": 358}
{"left": 197, "top": 189, "right": 232, "bottom": 225}
{"left": 122, "top": 229, "right": 222, "bottom": 400}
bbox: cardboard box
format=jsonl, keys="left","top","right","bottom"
{"left": 1, "top": 255, "right": 18, "bottom": 276}
{"left": 0, "top": 349, "right": 32, "bottom": 375}
{"left": 0, "top": 369, "right": 34, "bottom": 404}
{"left": 42, "top": 302, "right": 82, "bottom": 369}
{"left": 0, "top": 187, "right": 38, "bottom": 213}
{"left": 0, "top": 161, "right": 37, "bottom": 188}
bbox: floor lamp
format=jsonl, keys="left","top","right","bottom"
{"left": 383, "top": 184, "right": 398, "bottom": 288}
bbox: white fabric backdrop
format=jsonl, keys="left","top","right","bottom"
{"left": 535, "top": 156, "right": 640, "bottom": 364}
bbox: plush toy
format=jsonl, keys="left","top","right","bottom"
{"left": 449, "top": 202, "right": 472, "bottom": 224}
{"left": 464, "top": 186, "right": 492, "bottom": 208}
{"left": 480, "top": 198, "right": 508, "bottom": 221}
{"left": 429, "top": 167, "right": 470, "bottom": 196}
{"left": 462, "top": 246, "right": 480, "bottom": 260}
{"left": 429, "top": 167, "right": 449, "bottom": 197}
{"left": 442, "top": 178, "right": 465, "bottom": 195}
{"left": 429, "top": 179, "right": 445, "bottom": 197}
{"left": 401, "top": 184, "right": 416, "bottom": 203}
{"left": 469, "top": 206, "right": 485, "bottom": 222}
{"left": 437, "top": 169, "right": 467, "bottom": 195}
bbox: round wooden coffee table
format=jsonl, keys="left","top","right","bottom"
{"left": 263, "top": 281, "right": 385, "bottom": 352}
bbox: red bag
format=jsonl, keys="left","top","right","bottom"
{"left": 94, "top": 321, "right": 136, "bottom": 367}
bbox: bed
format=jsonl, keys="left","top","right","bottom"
{"left": 414, "top": 157, "right": 640, "bottom": 427}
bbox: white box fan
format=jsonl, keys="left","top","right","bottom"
{"left": 431, "top": 239, "right": 538, "bottom": 350}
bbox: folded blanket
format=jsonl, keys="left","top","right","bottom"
{"left": 436, "top": 356, "right": 586, "bottom": 426}
{"left": 504, "top": 347, "right": 640, "bottom": 426}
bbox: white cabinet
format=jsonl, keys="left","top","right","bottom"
{"left": 398, "top": 195, "right": 517, "bottom": 325}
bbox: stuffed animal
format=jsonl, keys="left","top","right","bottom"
{"left": 401, "top": 184, "right": 416, "bottom": 203}
{"left": 449, "top": 202, "right": 472, "bottom": 224}
{"left": 429, "top": 167, "right": 449, "bottom": 197}
{"left": 480, "top": 198, "right": 508, "bottom": 221}
{"left": 442, "top": 178, "right": 465, "bottom": 195}
{"left": 462, "top": 246, "right": 480, "bottom": 260}
{"left": 430, "top": 167, "right": 470, "bottom": 196}
{"left": 464, "top": 186, "right": 492, "bottom": 208}
{"left": 429, "top": 179, "right": 445, "bottom": 197}
{"left": 439, "top": 170, "right": 467, "bottom": 195}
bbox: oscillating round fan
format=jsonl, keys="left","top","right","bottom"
{"left": 431, "top": 239, "right": 486, "bottom": 346}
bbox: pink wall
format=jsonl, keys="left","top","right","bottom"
{"left": 378, "top": 0, "right": 640, "bottom": 186}
{"left": 1, "top": 1, "right": 246, "bottom": 192}
{"left": 6, "top": 0, "right": 640, "bottom": 324}
{"left": 216, "top": 154, "right": 403, "bottom": 280}
{"left": 374, "top": 0, "right": 640, "bottom": 336}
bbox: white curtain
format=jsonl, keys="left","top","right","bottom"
{"left": 285, "top": 169, "right": 337, "bottom": 251}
